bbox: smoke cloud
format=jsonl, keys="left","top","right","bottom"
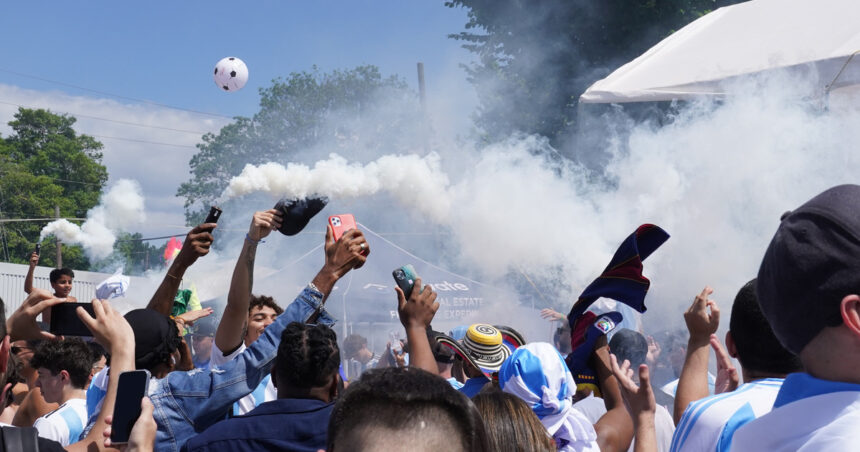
{"left": 40, "top": 179, "right": 146, "bottom": 260}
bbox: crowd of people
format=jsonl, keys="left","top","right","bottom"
{"left": 3, "top": 184, "right": 859, "bottom": 451}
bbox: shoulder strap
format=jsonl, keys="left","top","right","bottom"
{"left": 0, "top": 426, "right": 41, "bottom": 452}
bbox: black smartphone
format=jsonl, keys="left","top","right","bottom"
{"left": 110, "top": 370, "right": 151, "bottom": 444}
{"left": 49, "top": 303, "right": 96, "bottom": 337}
{"left": 34, "top": 243, "right": 41, "bottom": 255}
{"left": 392, "top": 264, "right": 419, "bottom": 299}
{"left": 203, "top": 206, "right": 222, "bottom": 224}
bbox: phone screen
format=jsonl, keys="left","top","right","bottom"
{"left": 49, "top": 303, "right": 96, "bottom": 337}
{"left": 111, "top": 370, "right": 151, "bottom": 444}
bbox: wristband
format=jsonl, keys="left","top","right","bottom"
{"left": 245, "top": 233, "right": 265, "bottom": 245}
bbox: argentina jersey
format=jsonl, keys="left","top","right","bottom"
{"left": 670, "top": 378, "right": 783, "bottom": 452}
{"left": 34, "top": 398, "right": 88, "bottom": 446}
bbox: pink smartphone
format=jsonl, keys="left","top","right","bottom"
{"left": 328, "top": 214, "right": 357, "bottom": 242}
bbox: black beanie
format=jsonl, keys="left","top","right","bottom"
{"left": 757, "top": 184, "right": 860, "bottom": 354}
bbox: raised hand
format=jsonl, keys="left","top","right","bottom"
{"left": 247, "top": 209, "right": 283, "bottom": 242}
{"left": 177, "top": 307, "right": 214, "bottom": 327}
{"left": 610, "top": 354, "right": 656, "bottom": 423}
{"left": 540, "top": 307, "right": 567, "bottom": 322}
{"left": 175, "top": 224, "right": 216, "bottom": 267}
{"left": 29, "top": 251, "right": 39, "bottom": 267}
{"left": 711, "top": 334, "right": 739, "bottom": 394}
{"left": 684, "top": 286, "right": 720, "bottom": 342}
{"left": 324, "top": 226, "right": 369, "bottom": 277}
{"left": 396, "top": 278, "right": 438, "bottom": 330}
{"left": 77, "top": 299, "right": 134, "bottom": 355}
{"left": 6, "top": 288, "right": 64, "bottom": 341}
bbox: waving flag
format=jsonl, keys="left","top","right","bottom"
{"left": 568, "top": 224, "right": 670, "bottom": 329}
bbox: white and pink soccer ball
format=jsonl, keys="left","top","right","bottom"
{"left": 213, "top": 57, "right": 248, "bottom": 92}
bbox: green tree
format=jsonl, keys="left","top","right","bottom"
{"left": 445, "top": 0, "right": 743, "bottom": 150}
{"left": 0, "top": 108, "right": 108, "bottom": 268}
{"left": 100, "top": 232, "right": 167, "bottom": 276}
{"left": 177, "top": 65, "right": 421, "bottom": 222}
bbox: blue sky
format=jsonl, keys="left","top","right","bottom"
{"left": 0, "top": 1, "right": 473, "bottom": 117}
{"left": 0, "top": 1, "right": 477, "bottom": 237}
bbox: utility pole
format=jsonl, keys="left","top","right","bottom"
{"left": 417, "top": 62, "right": 429, "bottom": 154}
{"left": 55, "top": 205, "right": 62, "bottom": 268}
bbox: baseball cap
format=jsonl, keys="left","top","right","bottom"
{"left": 757, "top": 184, "right": 860, "bottom": 354}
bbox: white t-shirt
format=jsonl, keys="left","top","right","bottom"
{"left": 671, "top": 378, "right": 783, "bottom": 452}
{"left": 34, "top": 398, "right": 88, "bottom": 446}
{"left": 573, "top": 393, "right": 675, "bottom": 452}
{"left": 731, "top": 373, "right": 860, "bottom": 452}
{"left": 210, "top": 341, "right": 276, "bottom": 415}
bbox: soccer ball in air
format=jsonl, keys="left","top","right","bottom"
{"left": 213, "top": 57, "right": 248, "bottom": 92}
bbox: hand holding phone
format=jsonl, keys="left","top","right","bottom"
{"left": 110, "top": 370, "right": 151, "bottom": 445}
{"left": 329, "top": 214, "right": 368, "bottom": 256}
{"left": 392, "top": 264, "right": 420, "bottom": 300}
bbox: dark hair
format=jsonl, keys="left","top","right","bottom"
{"left": 49, "top": 268, "right": 75, "bottom": 284}
{"left": 472, "top": 388, "right": 554, "bottom": 452}
{"left": 342, "top": 334, "right": 368, "bottom": 359}
{"left": 327, "top": 367, "right": 489, "bottom": 452}
{"left": 730, "top": 279, "right": 802, "bottom": 374}
{"left": 609, "top": 329, "right": 648, "bottom": 368}
{"left": 88, "top": 342, "right": 110, "bottom": 366}
{"left": 30, "top": 338, "right": 94, "bottom": 389}
{"left": 249, "top": 295, "right": 283, "bottom": 315}
{"left": 274, "top": 322, "right": 340, "bottom": 390}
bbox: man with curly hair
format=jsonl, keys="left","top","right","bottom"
{"left": 186, "top": 322, "right": 341, "bottom": 451}
{"left": 30, "top": 338, "right": 94, "bottom": 446}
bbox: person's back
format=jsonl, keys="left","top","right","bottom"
{"left": 671, "top": 280, "right": 800, "bottom": 452}
{"left": 186, "top": 322, "right": 341, "bottom": 452}
{"left": 732, "top": 185, "right": 860, "bottom": 451}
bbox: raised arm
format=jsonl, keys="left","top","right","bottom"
{"left": 214, "top": 210, "right": 282, "bottom": 353}
{"left": 611, "top": 355, "right": 658, "bottom": 452}
{"left": 146, "top": 224, "right": 216, "bottom": 316}
{"left": 396, "top": 278, "right": 439, "bottom": 374}
{"left": 674, "top": 286, "right": 719, "bottom": 424}
{"left": 67, "top": 299, "right": 136, "bottom": 452}
{"left": 593, "top": 338, "right": 635, "bottom": 452}
{"left": 24, "top": 251, "right": 39, "bottom": 294}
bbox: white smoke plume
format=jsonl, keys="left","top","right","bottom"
{"left": 221, "top": 153, "right": 452, "bottom": 222}
{"left": 217, "top": 74, "right": 860, "bottom": 331}
{"left": 40, "top": 179, "right": 147, "bottom": 260}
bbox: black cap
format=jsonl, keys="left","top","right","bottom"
{"left": 273, "top": 197, "right": 328, "bottom": 236}
{"left": 124, "top": 309, "right": 181, "bottom": 370}
{"left": 757, "top": 184, "right": 860, "bottom": 354}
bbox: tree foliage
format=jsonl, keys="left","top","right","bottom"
{"left": 177, "top": 65, "right": 421, "bottom": 222}
{"left": 0, "top": 108, "right": 108, "bottom": 268}
{"left": 445, "top": 0, "right": 743, "bottom": 149}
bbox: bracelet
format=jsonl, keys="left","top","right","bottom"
{"left": 166, "top": 273, "right": 180, "bottom": 280}
{"left": 245, "top": 233, "right": 264, "bottom": 245}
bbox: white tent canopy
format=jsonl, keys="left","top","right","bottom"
{"left": 580, "top": 0, "right": 860, "bottom": 104}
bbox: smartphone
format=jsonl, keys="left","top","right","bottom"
{"left": 392, "top": 264, "right": 419, "bottom": 299}
{"left": 49, "top": 303, "right": 96, "bottom": 337}
{"left": 34, "top": 243, "right": 41, "bottom": 255}
{"left": 328, "top": 214, "right": 358, "bottom": 243}
{"left": 203, "top": 206, "right": 222, "bottom": 224}
{"left": 110, "top": 370, "right": 151, "bottom": 444}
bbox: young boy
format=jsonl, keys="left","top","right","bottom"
{"left": 30, "top": 339, "right": 93, "bottom": 446}
{"left": 25, "top": 251, "right": 78, "bottom": 301}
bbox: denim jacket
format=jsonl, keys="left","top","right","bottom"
{"left": 148, "top": 285, "right": 333, "bottom": 452}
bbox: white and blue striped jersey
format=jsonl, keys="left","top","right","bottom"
{"left": 731, "top": 373, "right": 860, "bottom": 451}
{"left": 34, "top": 398, "right": 88, "bottom": 446}
{"left": 211, "top": 342, "right": 276, "bottom": 415}
{"left": 670, "top": 378, "right": 783, "bottom": 452}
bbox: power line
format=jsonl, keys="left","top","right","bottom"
{"left": 0, "top": 217, "right": 86, "bottom": 223}
{"left": 88, "top": 134, "right": 198, "bottom": 149}
{"left": 0, "top": 67, "right": 234, "bottom": 120}
{"left": 0, "top": 99, "right": 212, "bottom": 135}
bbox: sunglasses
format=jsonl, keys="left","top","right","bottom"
{"left": 11, "top": 346, "right": 32, "bottom": 355}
